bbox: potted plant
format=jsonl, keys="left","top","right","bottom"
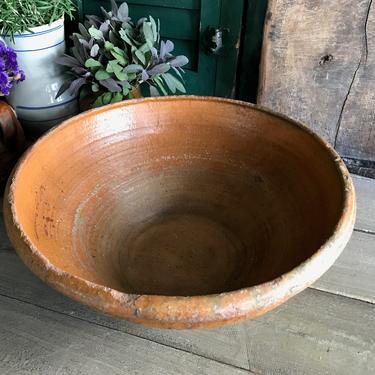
{"left": 56, "top": 0, "right": 189, "bottom": 109}
{"left": 0, "top": 0, "right": 78, "bottom": 136}
{"left": 0, "top": 39, "right": 25, "bottom": 189}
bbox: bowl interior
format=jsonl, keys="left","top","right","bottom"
{"left": 11, "top": 98, "right": 344, "bottom": 296}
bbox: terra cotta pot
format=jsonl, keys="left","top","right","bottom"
{"left": 0, "top": 101, "right": 25, "bottom": 190}
{"left": 3, "top": 97, "right": 356, "bottom": 329}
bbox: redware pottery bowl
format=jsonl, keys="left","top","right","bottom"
{"left": 4, "top": 97, "right": 356, "bottom": 329}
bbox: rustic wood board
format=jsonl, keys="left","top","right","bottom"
{"left": 352, "top": 174, "right": 375, "bottom": 233}
{"left": 335, "top": 0, "right": 375, "bottom": 161}
{"left": 259, "top": 0, "right": 375, "bottom": 163}
{"left": 0, "top": 295, "right": 249, "bottom": 375}
{"left": 0, "top": 250, "right": 374, "bottom": 374}
{"left": 312, "top": 230, "right": 375, "bottom": 303}
{"left": 0, "top": 212, "right": 11, "bottom": 251}
{"left": 0, "top": 250, "right": 250, "bottom": 371}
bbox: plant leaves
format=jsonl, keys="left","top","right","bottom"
{"left": 149, "top": 16, "right": 158, "bottom": 42}
{"left": 165, "top": 40, "right": 174, "bottom": 54}
{"left": 151, "top": 47, "right": 158, "bottom": 59}
{"left": 92, "top": 94, "right": 104, "bottom": 108}
{"left": 78, "top": 38, "right": 90, "bottom": 49}
{"left": 171, "top": 66, "right": 183, "bottom": 80}
{"left": 135, "top": 49, "right": 146, "bottom": 65}
{"left": 109, "top": 30, "right": 118, "bottom": 44}
{"left": 117, "top": 2, "right": 129, "bottom": 22}
{"left": 72, "top": 35, "right": 88, "bottom": 64}
{"left": 78, "top": 23, "right": 91, "bottom": 38}
{"left": 55, "top": 54, "right": 81, "bottom": 68}
{"left": 113, "top": 47, "right": 126, "bottom": 56}
{"left": 104, "top": 41, "right": 114, "bottom": 51}
{"left": 163, "top": 73, "right": 186, "bottom": 93}
{"left": 72, "top": 66, "right": 89, "bottom": 75}
{"left": 162, "top": 72, "right": 176, "bottom": 93}
{"left": 88, "top": 26, "right": 103, "bottom": 40}
{"left": 90, "top": 44, "right": 100, "bottom": 57}
{"left": 119, "top": 29, "right": 134, "bottom": 46}
{"left": 110, "top": 0, "right": 119, "bottom": 17}
{"left": 95, "top": 69, "right": 111, "bottom": 80}
{"left": 124, "top": 64, "right": 143, "bottom": 73}
{"left": 102, "top": 92, "right": 112, "bottom": 105}
{"left": 147, "top": 63, "right": 170, "bottom": 75}
{"left": 111, "top": 92, "right": 123, "bottom": 103}
{"left": 169, "top": 55, "right": 189, "bottom": 68}
{"left": 71, "top": 47, "right": 85, "bottom": 66}
{"left": 99, "top": 20, "right": 110, "bottom": 34}
{"left": 106, "top": 60, "right": 120, "bottom": 73}
{"left": 56, "top": 80, "right": 72, "bottom": 99}
{"left": 146, "top": 39, "right": 154, "bottom": 50}
{"left": 68, "top": 77, "right": 87, "bottom": 97}
{"left": 141, "top": 70, "right": 149, "bottom": 81}
{"left": 122, "top": 86, "right": 130, "bottom": 96}
{"left": 127, "top": 72, "right": 137, "bottom": 80}
{"left": 91, "top": 83, "right": 100, "bottom": 92}
{"left": 143, "top": 22, "right": 154, "bottom": 44}
{"left": 114, "top": 69, "right": 127, "bottom": 81}
{"left": 149, "top": 85, "right": 160, "bottom": 97}
{"left": 100, "top": 77, "right": 122, "bottom": 92}
{"left": 110, "top": 50, "right": 126, "bottom": 65}
{"left": 137, "top": 17, "right": 147, "bottom": 27}
{"left": 138, "top": 42, "right": 150, "bottom": 54}
{"left": 86, "top": 15, "right": 101, "bottom": 27}
{"left": 160, "top": 40, "right": 174, "bottom": 60}
{"left": 153, "top": 76, "right": 168, "bottom": 96}
{"left": 85, "top": 58, "right": 102, "bottom": 68}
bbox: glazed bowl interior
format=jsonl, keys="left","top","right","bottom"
{"left": 9, "top": 98, "right": 346, "bottom": 297}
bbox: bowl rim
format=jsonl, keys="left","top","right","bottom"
{"left": 4, "top": 96, "right": 356, "bottom": 329}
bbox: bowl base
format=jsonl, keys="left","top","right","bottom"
{"left": 120, "top": 213, "right": 248, "bottom": 296}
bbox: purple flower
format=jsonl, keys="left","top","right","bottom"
{"left": 0, "top": 40, "right": 25, "bottom": 96}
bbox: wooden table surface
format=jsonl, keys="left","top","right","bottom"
{"left": 0, "top": 174, "right": 374, "bottom": 374}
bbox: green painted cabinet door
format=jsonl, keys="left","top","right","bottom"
{"left": 78, "top": 0, "right": 244, "bottom": 96}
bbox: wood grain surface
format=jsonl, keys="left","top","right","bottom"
{"left": 259, "top": 0, "right": 375, "bottom": 167}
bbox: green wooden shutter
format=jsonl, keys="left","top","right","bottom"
{"left": 79, "top": 0, "right": 244, "bottom": 96}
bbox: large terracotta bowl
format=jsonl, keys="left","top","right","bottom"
{"left": 4, "top": 97, "right": 355, "bottom": 329}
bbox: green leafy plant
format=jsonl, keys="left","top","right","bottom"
{"left": 0, "top": 0, "right": 75, "bottom": 40}
{"left": 56, "top": 0, "right": 189, "bottom": 108}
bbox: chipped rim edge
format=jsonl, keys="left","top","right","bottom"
{"left": 4, "top": 96, "right": 356, "bottom": 329}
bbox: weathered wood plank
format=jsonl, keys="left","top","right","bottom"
{"left": 335, "top": 0, "right": 375, "bottom": 162}
{"left": 343, "top": 157, "right": 375, "bottom": 179}
{"left": 245, "top": 289, "right": 375, "bottom": 375}
{"left": 312, "top": 230, "right": 375, "bottom": 303}
{"left": 352, "top": 174, "right": 375, "bottom": 233}
{"left": 258, "top": 0, "right": 374, "bottom": 165}
{"left": 0, "top": 250, "right": 375, "bottom": 374}
{"left": 0, "top": 202, "right": 11, "bottom": 251}
{"left": 0, "top": 250, "right": 250, "bottom": 370}
{"left": 0, "top": 295, "right": 248, "bottom": 375}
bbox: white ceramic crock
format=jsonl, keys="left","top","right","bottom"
{"left": 3, "top": 18, "right": 78, "bottom": 137}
